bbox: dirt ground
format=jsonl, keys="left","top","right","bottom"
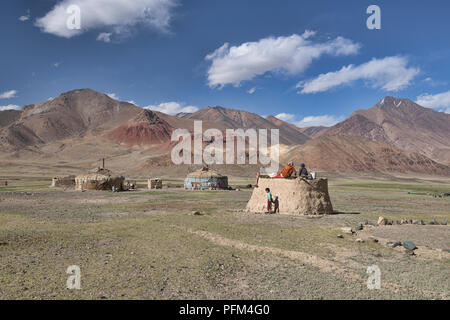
{"left": 0, "top": 176, "right": 449, "bottom": 300}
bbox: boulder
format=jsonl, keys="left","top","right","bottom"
{"left": 377, "top": 216, "right": 388, "bottom": 226}
{"left": 402, "top": 241, "right": 417, "bottom": 251}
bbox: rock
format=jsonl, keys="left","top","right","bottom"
{"left": 386, "top": 241, "right": 402, "bottom": 248}
{"left": 356, "top": 223, "right": 363, "bottom": 231}
{"left": 401, "top": 219, "right": 409, "bottom": 224}
{"left": 356, "top": 238, "right": 364, "bottom": 243}
{"left": 393, "top": 220, "right": 401, "bottom": 225}
{"left": 337, "top": 235, "right": 344, "bottom": 239}
{"left": 441, "top": 220, "right": 447, "bottom": 225}
{"left": 428, "top": 219, "right": 437, "bottom": 225}
{"left": 369, "top": 236, "right": 379, "bottom": 243}
{"left": 192, "top": 211, "right": 202, "bottom": 216}
{"left": 404, "top": 249, "right": 416, "bottom": 256}
{"left": 377, "top": 216, "right": 388, "bottom": 226}
{"left": 417, "top": 220, "right": 424, "bottom": 225}
{"left": 402, "top": 241, "right": 417, "bottom": 251}
{"left": 443, "top": 249, "right": 450, "bottom": 253}
{"left": 236, "top": 189, "right": 241, "bottom": 191}
{"left": 340, "top": 227, "right": 354, "bottom": 234}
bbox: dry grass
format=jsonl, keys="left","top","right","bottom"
{"left": 0, "top": 176, "right": 449, "bottom": 299}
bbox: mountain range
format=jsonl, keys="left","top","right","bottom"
{"left": 1, "top": 89, "right": 449, "bottom": 177}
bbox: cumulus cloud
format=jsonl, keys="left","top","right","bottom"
{"left": 298, "top": 56, "right": 419, "bottom": 94}
{"left": 416, "top": 91, "right": 450, "bottom": 112}
{"left": 97, "top": 32, "right": 112, "bottom": 43}
{"left": 35, "top": 0, "right": 177, "bottom": 39}
{"left": 144, "top": 102, "right": 198, "bottom": 115}
{"left": 247, "top": 87, "right": 257, "bottom": 94}
{"left": 0, "top": 90, "right": 18, "bottom": 99}
{"left": 106, "top": 93, "right": 119, "bottom": 100}
{"left": 295, "top": 115, "right": 345, "bottom": 127}
{"left": 275, "top": 113, "right": 295, "bottom": 122}
{"left": 275, "top": 112, "right": 344, "bottom": 127}
{"left": 0, "top": 105, "right": 21, "bottom": 111}
{"left": 19, "top": 15, "right": 30, "bottom": 22}
{"left": 205, "top": 31, "right": 360, "bottom": 88}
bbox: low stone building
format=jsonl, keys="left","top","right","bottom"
{"left": 51, "top": 175, "right": 76, "bottom": 188}
{"left": 148, "top": 178, "right": 162, "bottom": 189}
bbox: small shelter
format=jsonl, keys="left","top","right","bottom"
{"left": 246, "top": 177, "right": 333, "bottom": 215}
{"left": 75, "top": 168, "right": 125, "bottom": 191}
{"left": 51, "top": 175, "right": 75, "bottom": 188}
{"left": 184, "top": 167, "right": 228, "bottom": 190}
{"left": 148, "top": 178, "right": 162, "bottom": 189}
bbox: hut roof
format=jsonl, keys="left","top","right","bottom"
{"left": 186, "top": 167, "right": 225, "bottom": 179}
{"left": 76, "top": 168, "right": 121, "bottom": 180}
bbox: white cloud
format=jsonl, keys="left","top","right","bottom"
{"left": 295, "top": 115, "right": 345, "bottom": 127}
{"left": 0, "top": 105, "right": 21, "bottom": 111}
{"left": 0, "top": 90, "right": 18, "bottom": 99}
{"left": 19, "top": 15, "right": 30, "bottom": 22}
{"left": 97, "top": 32, "right": 112, "bottom": 43}
{"left": 144, "top": 102, "right": 198, "bottom": 115}
{"left": 35, "top": 0, "right": 177, "bottom": 39}
{"left": 275, "top": 113, "right": 295, "bottom": 122}
{"left": 416, "top": 91, "right": 450, "bottom": 112}
{"left": 127, "top": 100, "right": 138, "bottom": 106}
{"left": 298, "top": 56, "right": 419, "bottom": 94}
{"left": 205, "top": 31, "right": 360, "bottom": 88}
{"left": 106, "top": 93, "right": 119, "bottom": 100}
{"left": 247, "top": 87, "right": 257, "bottom": 94}
{"left": 53, "top": 62, "right": 61, "bottom": 68}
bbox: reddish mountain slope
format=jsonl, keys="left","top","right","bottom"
{"left": 106, "top": 109, "right": 173, "bottom": 148}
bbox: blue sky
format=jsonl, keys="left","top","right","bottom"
{"left": 1, "top": 0, "right": 450, "bottom": 126}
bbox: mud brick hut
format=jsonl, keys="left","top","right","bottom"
{"left": 148, "top": 178, "right": 162, "bottom": 189}
{"left": 51, "top": 175, "right": 75, "bottom": 188}
{"left": 184, "top": 167, "right": 228, "bottom": 190}
{"left": 246, "top": 177, "right": 333, "bottom": 215}
{"left": 75, "top": 168, "right": 125, "bottom": 191}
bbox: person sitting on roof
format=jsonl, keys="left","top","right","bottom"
{"left": 298, "top": 163, "right": 308, "bottom": 177}
{"left": 274, "top": 161, "right": 297, "bottom": 178}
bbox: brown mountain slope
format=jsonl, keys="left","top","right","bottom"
{"left": 182, "top": 106, "right": 310, "bottom": 145}
{"left": 0, "top": 89, "right": 155, "bottom": 151}
{"left": 297, "top": 126, "right": 328, "bottom": 138}
{"left": 285, "top": 135, "right": 450, "bottom": 176}
{"left": 0, "top": 110, "right": 21, "bottom": 128}
{"left": 319, "top": 97, "right": 450, "bottom": 164}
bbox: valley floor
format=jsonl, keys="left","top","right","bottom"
{"left": 0, "top": 177, "right": 449, "bottom": 299}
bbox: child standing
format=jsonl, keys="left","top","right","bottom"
{"left": 265, "top": 188, "right": 273, "bottom": 213}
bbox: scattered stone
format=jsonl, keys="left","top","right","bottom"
{"left": 401, "top": 219, "right": 409, "bottom": 224}
{"left": 356, "top": 223, "right": 363, "bottom": 231}
{"left": 340, "top": 227, "right": 354, "bottom": 235}
{"left": 377, "top": 216, "right": 388, "bottom": 226}
{"left": 393, "top": 220, "right": 401, "bottom": 225}
{"left": 404, "top": 249, "right": 416, "bottom": 256}
{"left": 337, "top": 234, "right": 344, "bottom": 239}
{"left": 441, "top": 220, "right": 447, "bottom": 225}
{"left": 386, "top": 241, "right": 402, "bottom": 248}
{"left": 236, "top": 189, "right": 241, "bottom": 191}
{"left": 442, "top": 249, "right": 450, "bottom": 253}
{"left": 192, "top": 211, "right": 202, "bottom": 216}
{"left": 356, "top": 238, "right": 364, "bottom": 243}
{"left": 428, "top": 219, "right": 437, "bottom": 225}
{"left": 402, "top": 241, "right": 417, "bottom": 251}
{"left": 369, "top": 236, "right": 379, "bottom": 243}
{"left": 417, "top": 220, "right": 424, "bottom": 225}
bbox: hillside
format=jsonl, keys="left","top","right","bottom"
{"left": 318, "top": 97, "right": 450, "bottom": 165}
{"left": 285, "top": 135, "right": 450, "bottom": 176}
{"left": 182, "top": 106, "right": 310, "bottom": 145}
